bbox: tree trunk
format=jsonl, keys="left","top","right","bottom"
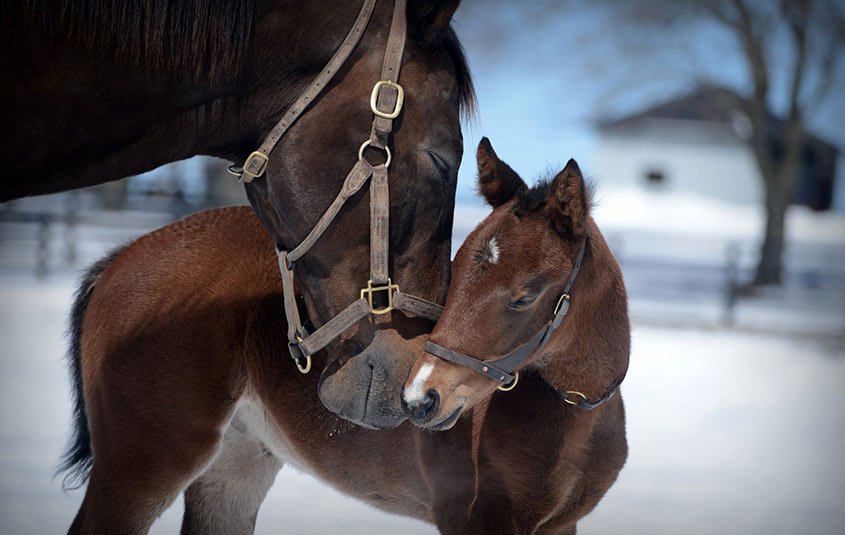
{"left": 754, "top": 182, "right": 790, "bottom": 285}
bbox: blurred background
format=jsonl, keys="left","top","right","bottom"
{"left": 1, "top": 0, "right": 843, "bottom": 533}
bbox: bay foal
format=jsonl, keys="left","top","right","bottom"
{"left": 61, "top": 139, "right": 627, "bottom": 534}
{"left": 403, "top": 138, "right": 630, "bottom": 532}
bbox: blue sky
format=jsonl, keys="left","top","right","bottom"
{"left": 450, "top": 1, "right": 845, "bottom": 207}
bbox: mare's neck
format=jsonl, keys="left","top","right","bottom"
{"left": 0, "top": 1, "right": 362, "bottom": 200}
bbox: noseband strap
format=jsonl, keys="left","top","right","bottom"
{"left": 235, "top": 0, "right": 445, "bottom": 373}
{"left": 424, "top": 237, "right": 617, "bottom": 410}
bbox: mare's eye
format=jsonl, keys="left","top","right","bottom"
{"left": 427, "top": 151, "right": 452, "bottom": 184}
{"left": 507, "top": 295, "right": 537, "bottom": 309}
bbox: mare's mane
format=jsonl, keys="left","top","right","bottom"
{"left": 3, "top": 0, "right": 476, "bottom": 114}
{"left": 3, "top": 0, "right": 256, "bottom": 80}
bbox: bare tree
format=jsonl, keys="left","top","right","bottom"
{"left": 688, "top": 0, "right": 844, "bottom": 284}
{"left": 459, "top": 0, "right": 844, "bottom": 285}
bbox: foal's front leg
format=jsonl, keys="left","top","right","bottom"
{"left": 181, "top": 407, "right": 283, "bottom": 535}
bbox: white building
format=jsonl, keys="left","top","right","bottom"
{"left": 592, "top": 89, "right": 839, "bottom": 211}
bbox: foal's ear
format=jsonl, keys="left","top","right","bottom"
{"left": 547, "top": 159, "right": 589, "bottom": 237}
{"left": 409, "top": 0, "right": 462, "bottom": 39}
{"left": 476, "top": 137, "right": 526, "bottom": 208}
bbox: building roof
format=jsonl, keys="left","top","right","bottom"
{"left": 597, "top": 87, "right": 839, "bottom": 156}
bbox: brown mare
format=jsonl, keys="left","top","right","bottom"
{"left": 4, "top": 0, "right": 475, "bottom": 429}
{"left": 61, "top": 139, "right": 627, "bottom": 534}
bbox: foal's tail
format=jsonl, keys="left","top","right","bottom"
{"left": 57, "top": 245, "right": 126, "bottom": 491}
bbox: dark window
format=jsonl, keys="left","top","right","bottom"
{"left": 645, "top": 169, "right": 665, "bottom": 184}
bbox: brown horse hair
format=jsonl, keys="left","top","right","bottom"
{"left": 1, "top": 1, "right": 476, "bottom": 109}
{"left": 1, "top": 0, "right": 256, "bottom": 81}
{"left": 57, "top": 244, "right": 127, "bottom": 491}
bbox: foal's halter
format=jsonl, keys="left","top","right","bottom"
{"left": 230, "top": 0, "right": 444, "bottom": 374}
{"left": 425, "top": 237, "right": 618, "bottom": 410}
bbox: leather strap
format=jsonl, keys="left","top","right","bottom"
{"left": 556, "top": 379, "right": 621, "bottom": 411}
{"left": 393, "top": 292, "right": 444, "bottom": 322}
{"left": 369, "top": 0, "right": 407, "bottom": 148}
{"left": 230, "top": 0, "right": 377, "bottom": 181}
{"left": 370, "top": 164, "right": 390, "bottom": 284}
{"left": 425, "top": 341, "right": 516, "bottom": 383}
{"left": 287, "top": 159, "right": 374, "bottom": 263}
{"left": 299, "top": 299, "right": 372, "bottom": 357}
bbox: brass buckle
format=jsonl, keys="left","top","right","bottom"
{"left": 360, "top": 279, "right": 399, "bottom": 315}
{"left": 498, "top": 372, "right": 519, "bottom": 392}
{"left": 554, "top": 293, "right": 570, "bottom": 315}
{"left": 358, "top": 140, "right": 391, "bottom": 168}
{"left": 242, "top": 151, "right": 270, "bottom": 182}
{"left": 563, "top": 390, "right": 586, "bottom": 406}
{"left": 370, "top": 80, "right": 404, "bottom": 119}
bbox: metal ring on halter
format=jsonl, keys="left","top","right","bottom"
{"left": 498, "top": 372, "right": 519, "bottom": 392}
{"left": 562, "top": 390, "right": 586, "bottom": 405}
{"left": 226, "top": 164, "right": 244, "bottom": 179}
{"left": 295, "top": 355, "right": 312, "bottom": 374}
{"left": 293, "top": 335, "right": 311, "bottom": 374}
{"left": 358, "top": 140, "right": 391, "bottom": 168}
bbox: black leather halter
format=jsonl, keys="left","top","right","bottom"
{"left": 425, "top": 237, "right": 619, "bottom": 410}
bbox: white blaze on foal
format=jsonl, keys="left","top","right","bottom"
{"left": 404, "top": 362, "right": 434, "bottom": 404}
{"left": 474, "top": 237, "right": 500, "bottom": 265}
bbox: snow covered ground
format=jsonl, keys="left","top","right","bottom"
{"left": 1, "top": 271, "right": 843, "bottom": 534}
{"left": 1, "top": 188, "right": 844, "bottom": 533}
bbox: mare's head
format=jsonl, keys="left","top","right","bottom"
{"left": 402, "top": 138, "right": 630, "bottom": 430}
{"left": 244, "top": 1, "right": 472, "bottom": 429}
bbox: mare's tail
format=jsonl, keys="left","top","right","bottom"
{"left": 57, "top": 245, "right": 126, "bottom": 490}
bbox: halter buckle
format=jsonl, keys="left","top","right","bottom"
{"left": 370, "top": 80, "right": 404, "bottom": 119}
{"left": 242, "top": 151, "right": 270, "bottom": 182}
{"left": 360, "top": 279, "right": 399, "bottom": 315}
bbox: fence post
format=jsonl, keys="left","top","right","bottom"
{"left": 722, "top": 242, "right": 740, "bottom": 326}
{"left": 36, "top": 215, "right": 49, "bottom": 279}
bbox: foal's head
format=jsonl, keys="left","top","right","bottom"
{"left": 403, "top": 138, "right": 629, "bottom": 430}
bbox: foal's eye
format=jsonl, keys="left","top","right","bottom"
{"left": 427, "top": 151, "right": 452, "bottom": 184}
{"left": 507, "top": 295, "right": 537, "bottom": 309}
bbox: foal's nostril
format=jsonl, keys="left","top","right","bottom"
{"left": 406, "top": 389, "right": 439, "bottom": 421}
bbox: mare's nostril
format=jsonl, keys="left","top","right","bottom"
{"left": 407, "top": 388, "right": 439, "bottom": 421}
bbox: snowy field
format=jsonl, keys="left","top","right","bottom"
{"left": 2, "top": 190, "right": 844, "bottom": 533}
{"left": 1, "top": 271, "right": 843, "bottom": 534}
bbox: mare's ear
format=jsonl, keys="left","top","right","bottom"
{"left": 408, "top": 0, "right": 461, "bottom": 41}
{"left": 547, "top": 159, "right": 589, "bottom": 237}
{"left": 476, "top": 137, "right": 526, "bottom": 208}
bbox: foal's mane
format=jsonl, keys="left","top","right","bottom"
{"left": 3, "top": 0, "right": 256, "bottom": 80}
